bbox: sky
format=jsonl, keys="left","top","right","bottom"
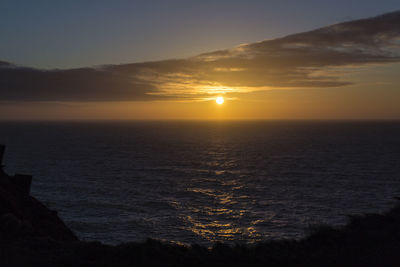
{"left": 0, "top": 1, "right": 400, "bottom": 120}
{"left": 1, "top": 0, "right": 400, "bottom": 69}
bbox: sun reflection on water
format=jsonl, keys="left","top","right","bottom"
{"left": 177, "top": 137, "right": 267, "bottom": 244}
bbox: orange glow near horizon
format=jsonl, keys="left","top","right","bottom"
{"left": 1, "top": 64, "right": 400, "bottom": 121}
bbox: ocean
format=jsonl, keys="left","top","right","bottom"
{"left": 0, "top": 121, "right": 399, "bottom": 246}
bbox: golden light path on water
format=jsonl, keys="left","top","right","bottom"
{"left": 173, "top": 135, "right": 268, "bottom": 244}
{"left": 183, "top": 184, "right": 262, "bottom": 242}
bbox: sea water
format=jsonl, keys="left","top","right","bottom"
{"left": 1, "top": 121, "right": 399, "bottom": 245}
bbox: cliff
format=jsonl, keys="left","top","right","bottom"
{"left": 0, "top": 145, "right": 77, "bottom": 242}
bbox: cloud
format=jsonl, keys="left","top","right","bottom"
{"left": 1, "top": 11, "right": 399, "bottom": 102}
{"left": 0, "top": 65, "right": 163, "bottom": 101}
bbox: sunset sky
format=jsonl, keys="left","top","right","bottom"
{"left": 1, "top": 1, "right": 400, "bottom": 120}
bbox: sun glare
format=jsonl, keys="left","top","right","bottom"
{"left": 216, "top": 96, "right": 224, "bottom": 105}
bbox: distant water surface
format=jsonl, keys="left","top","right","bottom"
{"left": 1, "top": 121, "right": 400, "bottom": 245}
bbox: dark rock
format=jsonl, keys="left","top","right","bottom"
{"left": 0, "top": 144, "right": 77, "bottom": 242}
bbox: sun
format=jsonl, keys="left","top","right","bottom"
{"left": 216, "top": 96, "right": 224, "bottom": 105}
